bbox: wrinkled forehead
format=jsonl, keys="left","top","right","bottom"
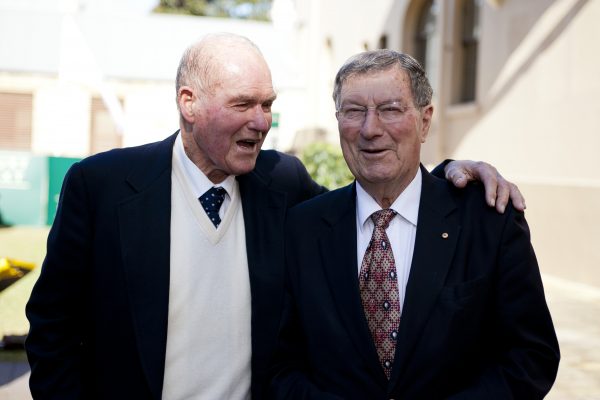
{"left": 339, "top": 67, "right": 413, "bottom": 103}
{"left": 208, "top": 45, "right": 273, "bottom": 90}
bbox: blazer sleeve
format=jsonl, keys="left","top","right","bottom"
{"left": 254, "top": 150, "right": 327, "bottom": 207}
{"left": 430, "top": 159, "right": 452, "bottom": 179}
{"left": 25, "top": 162, "right": 91, "bottom": 399}
{"left": 447, "top": 207, "right": 560, "bottom": 399}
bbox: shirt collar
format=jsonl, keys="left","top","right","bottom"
{"left": 174, "top": 133, "right": 235, "bottom": 198}
{"left": 356, "top": 167, "right": 422, "bottom": 230}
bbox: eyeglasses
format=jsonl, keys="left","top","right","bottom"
{"left": 336, "top": 102, "right": 410, "bottom": 125}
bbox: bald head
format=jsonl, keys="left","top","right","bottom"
{"left": 176, "top": 33, "right": 268, "bottom": 104}
{"left": 175, "top": 32, "right": 276, "bottom": 183}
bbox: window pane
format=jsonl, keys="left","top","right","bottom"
{"left": 415, "top": 0, "right": 440, "bottom": 92}
{"left": 459, "top": 0, "right": 480, "bottom": 102}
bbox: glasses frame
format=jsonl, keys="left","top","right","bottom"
{"left": 336, "top": 101, "right": 413, "bottom": 125}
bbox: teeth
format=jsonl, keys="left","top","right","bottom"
{"left": 238, "top": 140, "right": 256, "bottom": 148}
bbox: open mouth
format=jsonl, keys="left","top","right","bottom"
{"left": 237, "top": 139, "right": 259, "bottom": 150}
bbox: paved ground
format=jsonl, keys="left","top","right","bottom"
{"left": 543, "top": 275, "right": 600, "bottom": 399}
{"left": 1, "top": 273, "right": 599, "bottom": 399}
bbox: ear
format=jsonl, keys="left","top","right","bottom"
{"left": 419, "top": 104, "right": 433, "bottom": 143}
{"left": 178, "top": 86, "right": 196, "bottom": 123}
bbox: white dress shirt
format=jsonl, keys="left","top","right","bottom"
{"left": 355, "top": 168, "right": 422, "bottom": 308}
{"left": 174, "top": 134, "right": 236, "bottom": 217}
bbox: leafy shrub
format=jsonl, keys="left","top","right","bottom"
{"left": 300, "top": 142, "right": 353, "bottom": 189}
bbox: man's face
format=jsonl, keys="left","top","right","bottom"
{"left": 182, "top": 50, "right": 276, "bottom": 183}
{"left": 337, "top": 67, "right": 432, "bottom": 195}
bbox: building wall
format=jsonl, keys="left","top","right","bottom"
{"left": 285, "top": 0, "right": 399, "bottom": 146}
{"left": 444, "top": 0, "right": 600, "bottom": 285}
{"left": 0, "top": 1, "right": 304, "bottom": 156}
{"left": 0, "top": 72, "right": 175, "bottom": 156}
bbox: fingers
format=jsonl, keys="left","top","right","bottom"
{"left": 448, "top": 172, "right": 468, "bottom": 188}
{"left": 494, "top": 176, "right": 511, "bottom": 213}
{"left": 445, "top": 159, "right": 527, "bottom": 214}
{"left": 473, "top": 162, "right": 500, "bottom": 209}
{"left": 483, "top": 166, "right": 527, "bottom": 213}
{"left": 508, "top": 182, "right": 526, "bottom": 212}
{"left": 444, "top": 160, "right": 475, "bottom": 188}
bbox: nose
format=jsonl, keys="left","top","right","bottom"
{"left": 360, "top": 108, "right": 383, "bottom": 139}
{"left": 249, "top": 105, "right": 271, "bottom": 133}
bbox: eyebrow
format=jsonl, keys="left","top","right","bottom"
{"left": 341, "top": 99, "right": 405, "bottom": 107}
{"left": 231, "top": 93, "right": 277, "bottom": 104}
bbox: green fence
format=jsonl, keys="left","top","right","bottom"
{"left": 0, "top": 152, "right": 80, "bottom": 226}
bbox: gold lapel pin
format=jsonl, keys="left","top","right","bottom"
{"left": 441, "top": 232, "right": 449, "bottom": 239}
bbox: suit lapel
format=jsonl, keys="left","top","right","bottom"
{"left": 320, "top": 184, "right": 386, "bottom": 381}
{"left": 389, "top": 167, "right": 460, "bottom": 388}
{"left": 118, "top": 133, "right": 176, "bottom": 399}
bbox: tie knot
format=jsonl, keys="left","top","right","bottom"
{"left": 371, "top": 209, "right": 396, "bottom": 229}
{"left": 199, "top": 187, "right": 227, "bottom": 212}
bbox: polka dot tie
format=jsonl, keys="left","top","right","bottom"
{"left": 359, "top": 209, "right": 401, "bottom": 379}
{"left": 199, "top": 187, "right": 227, "bottom": 228}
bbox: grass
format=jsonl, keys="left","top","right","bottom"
{"left": 0, "top": 226, "right": 50, "bottom": 338}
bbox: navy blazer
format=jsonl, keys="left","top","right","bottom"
{"left": 270, "top": 166, "right": 559, "bottom": 399}
{"left": 25, "top": 132, "right": 325, "bottom": 399}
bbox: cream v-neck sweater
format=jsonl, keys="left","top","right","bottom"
{"left": 162, "top": 153, "right": 251, "bottom": 400}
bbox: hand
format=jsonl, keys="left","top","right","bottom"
{"left": 444, "top": 160, "right": 526, "bottom": 213}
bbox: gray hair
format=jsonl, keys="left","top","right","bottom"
{"left": 175, "top": 33, "right": 262, "bottom": 105}
{"left": 332, "top": 49, "right": 433, "bottom": 109}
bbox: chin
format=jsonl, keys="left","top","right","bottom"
{"left": 359, "top": 170, "right": 397, "bottom": 183}
{"left": 232, "top": 162, "right": 257, "bottom": 176}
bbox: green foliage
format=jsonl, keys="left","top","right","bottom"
{"left": 300, "top": 142, "right": 354, "bottom": 190}
{"left": 154, "top": 0, "right": 273, "bottom": 21}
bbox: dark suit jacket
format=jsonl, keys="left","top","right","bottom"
{"left": 270, "top": 166, "right": 560, "bottom": 400}
{"left": 25, "top": 132, "right": 325, "bottom": 399}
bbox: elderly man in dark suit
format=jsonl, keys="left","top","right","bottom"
{"left": 270, "top": 50, "right": 559, "bottom": 399}
{"left": 25, "top": 33, "right": 524, "bottom": 400}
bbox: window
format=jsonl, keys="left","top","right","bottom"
{"left": 378, "top": 34, "right": 388, "bottom": 49}
{"left": 414, "top": 0, "right": 440, "bottom": 91}
{"left": 454, "top": 0, "right": 480, "bottom": 103}
{"left": 0, "top": 92, "right": 32, "bottom": 150}
{"left": 90, "top": 97, "right": 123, "bottom": 155}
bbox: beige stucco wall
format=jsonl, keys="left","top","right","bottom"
{"left": 448, "top": 0, "right": 600, "bottom": 180}
{"left": 443, "top": 0, "right": 600, "bottom": 285}
{"left": 521, "top": 182, "right": 600, "bottom": 286}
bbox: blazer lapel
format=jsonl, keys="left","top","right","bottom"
{"left": 320, "top": 183, "right": 386, "bottom": 381}
{"left": 118, "top": 133, "right": 176, "bottom": 399}
{"left": 389, "top": 166, "right": 460, "bottom": 388}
